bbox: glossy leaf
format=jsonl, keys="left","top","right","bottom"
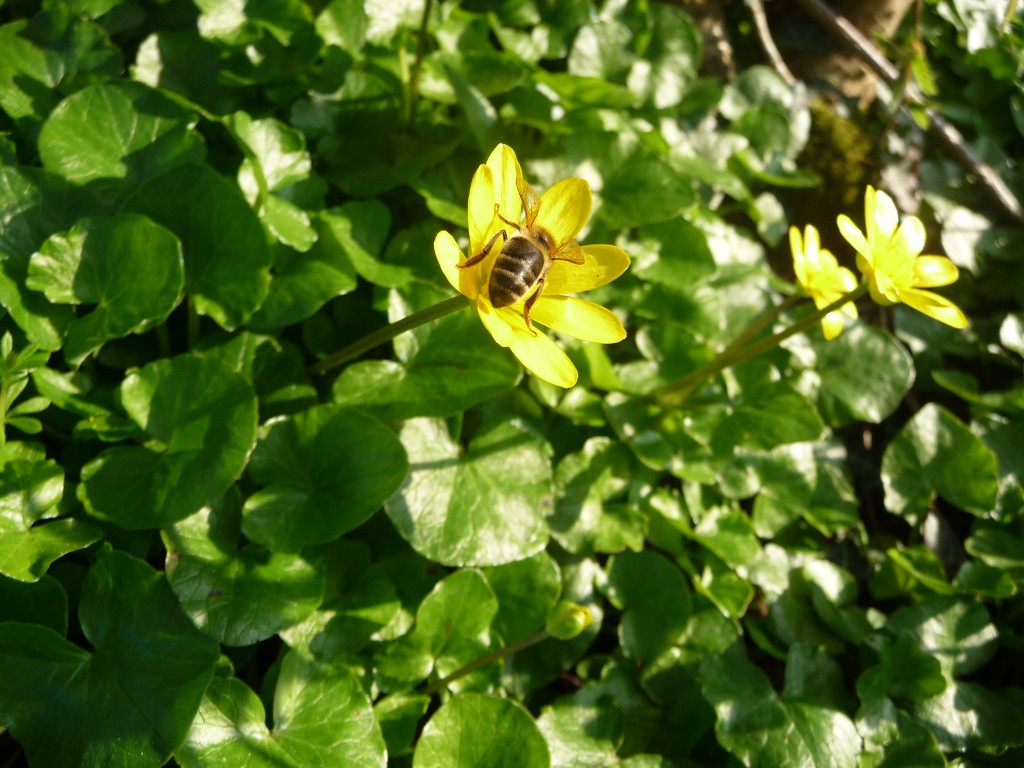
{"left": 0, "top": 550, "right": 219, "bottom": 768}
{"left": 78, "top": 355, "right": 258, "bottom": 528}
{"left": 27, "top": 214, "right": 184, "bottom": 362}
{"left": 162, "top": 489, "right": 324, "bottom": 646}
{"left": 386, "top": 418, "right": 550, "bottom": 566}
{"left": 606, "top": 551, "right": 692, "bottom": 662}
{"left": 242, "top": 404, "right": 407, "bottom": 552}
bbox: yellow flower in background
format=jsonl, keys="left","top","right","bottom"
{"left": 837, "top": 186, "right": 967, "bottom": 329}
{"left": 790, "top": 224, "right": 859, "bottom": 340}
{"left": 434, "top": 144, "right": 630, "bottom": 388}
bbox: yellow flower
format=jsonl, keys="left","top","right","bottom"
{"left": 433, "top": 144, "right": 630, "bottom": 388}
{"left": 837, "top": 186, "right": 967, "bottom": 329}
{"left": 790, "top": 224, "right": 859, "bottom": 340}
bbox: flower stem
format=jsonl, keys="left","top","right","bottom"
{"left": 309, "top": 294, "right": 471, "bottom": 375}
{"left": 657, "top": 284, "right": 868, "bottom": 407}
{"left": 422, "top": 630, "right": 548, "bottom": 696}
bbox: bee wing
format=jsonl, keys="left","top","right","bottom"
{"left": 554, "top": 239, "right": 585, "bottom": 264}
{"left": 517, "top": 176, "right": 541, "bottom": 226}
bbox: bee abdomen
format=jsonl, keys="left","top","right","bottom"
{"left": 489, "top": 238, "right": 545, "bottom": 308}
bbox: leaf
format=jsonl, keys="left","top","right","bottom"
{"left": 881, "top": 403, "right": 999, "bottom": 521}
{"left": 537, "top": 692, "right": 624, "bottom": 768}
{"left": 333, "top": 302, "right": 520, "bottom": 421}
{"left": 0, "top": 449, "right": 101, "bottom": 582}
{"left": 913, "top": 681, "right": 1024, "bottom": 752}
{"left": 125, "top": 163, "right": 272, "bottom": 329}
{"left": 78, "top": 355, "right": 258, "bottom": 529}
{"left": 177, "top": 654, "right": 385, "bottom": 768}
{"left": 887, "top": 595, "right": 998, "bottom": 677}
{"left": 0, "top": 549, "right": 219, "bottom": 768}
{"left": 699, "top": 645, "right": 859, "bottom": 768}
{"left": 26, "top": 214, "right": 184, "bottom": 362}
{"left": 38, "top": 80, "right": 204, "bottom": 190}
{"left": 0, "top": 572, "right": 67, "bottom": 634}
{"left": 375, "top": 569, "right": 498, "bottom": 692}
{"left": 549, "top": 437, "right": 644, "bottom": 555}
{"left": 385, "top": 418, "right": 551, "bottom": 567}
{"left": 412, "top": 694, "right": 550, "bottom": 768}
{"left": 482, "top": 552, "right": 561, "bottom": 643}
{"left": 631, "top": 217, "right": 716, "bottom": 289}
{"left": 162, "top": 488, "right": 324, "bottom": 646}
{"left": 242, "top": 404, "right": 407, "bottom": 552}
{"left": 717, "top": 376, "right": 824, "bottom": 451}
{"left": 813, "top": 324, "right": 915, "bottom": 426}
{"left": 228, "top": 111, "right": 312, "bottom": 192}
{"left": 606, "top": 551, "right": 692, "bottom": 662}
{"left": 0, "top": 167, "right": 79, "bottom": 350}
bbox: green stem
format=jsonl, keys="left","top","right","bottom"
{"left": 406, "top": 0, "right": 434, "bottom": 130}
{"left": 658, "top": 284, "right": 868, "bottom": 407}
{"left": 310, "top": 294, "right": 471, "bottom": 375}
{"left": 422, "top": 630, "right": 548, "bottom": 696}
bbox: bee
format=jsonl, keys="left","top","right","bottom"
{"left": 458, "top": 177, "right": 585, "bottom": 332}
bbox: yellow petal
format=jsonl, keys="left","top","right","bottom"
{"left": 790, "top": 226, "right": 808, "bottom": 287}
{"left": 914, "top": 255, "right": 959, "bottom": 288}
{"left": 547, "top": 244, "right": 630, "bottom": 295}
{"left": 837, "top": 215, "right": 871, "bottom": 261}
{"left": 868, "top": 187, "right": 900, "bottom": 242}
{"left": 896, "top": 215, "right": 926, "bottom": 256}
{"left": 530, "top": 296, "right": 626, "bottom": 343}
{"left": 536, "top": 178, "right": 592, "bottom": 245}
{"left": 821, "top": 311, "right": 846, "bottom": 341}
{"left": 508, "top": 328, "right": 578, "bottom": 387}
{"left": 468, "top": 164, "right": 496, "bottom": 252}
{"left": 901, "top": 288, "right": 968, "bottom": 329}
{"left": 487, "top": 144, "right": 523, "bottom": 226}
{"left": 477, "top": 298, "right": 514, "bottom": 347}
{"left": 434, "top": 230, "right": 464, "bottom": 294}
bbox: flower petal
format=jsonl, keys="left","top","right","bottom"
{"left": 530, "top": 296, "right": 626, "bottom": 343}
{"left": 914, "top": 255, "right": 959, "bottom": 288}
{"left": 536, "top": 178, "right": 592, "bottom": 245}
{"left": 837, "top": 215, "right": 871, "bottom": 261}
{"left": 901, "top": 288, "right": 968, "bottom": 329}
{"left": 821, "top": 311, "right": 846, "bottom": 341}
{"left": 508, "top": 328, "right": 578, "bottom": 388}
{"left": 434, "top": 230, "right": 465, "bottom": 294}
{"left": 487, "top": 144, "right": 523, "bottom": 227}
{"left": 477, "top": 298, "right": 514, "bottom": 347}
{"left": 869, "top": 187, "right": 900, "bottom": 242}
{"left": 896, "top": 215, "right": 926, "bottom": 256}
{"left": 547, "top": 244, "right": 630, "bottom": 295}
{"left": 468, "top": 164, "right": 496, "bottom": 251}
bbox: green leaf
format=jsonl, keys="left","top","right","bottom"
{"left": 699, "top": 645, "right": 859, "bottom": 768}
{"left": 26, "top": 214, "right": 184, "bottom": 362}
{"left": 413, "top": 693, "right": 550, "bottom": 768}
{"left": 38, "top": 80, "right": 204, "bottom": 191}
{"left": 718, "top": 376, "right": 824, "bottom": 451}
{"left": 600, "top": 147, "right": 696, "bottom": 228}
{"left": 386, "top": 418, "right": 551, "bottom": 567}
{"left": 228, "top": 111, "right": 311, "bottom": 192}
{"left": 177, "top": 654, "right": 386, "bottom": 768}
{"left": 0, "top": 572, "right": 67, "bottom": 634}
{"left": 606, "top": 551, "right": 692, "bottom": 662}
{"left": 813, "top": 324, "right": 915, "bottom": 425}
{"left": 628, "top": 4, "right": 701, "bottom": 109}
{"left": 631, "top": 217, "right": 716, "bottom": 289}
{"left": 0, "top": 168, "right": 79, "bottom": 350}
{"left": 125, "top": 163, "right": 272, "bottom": 329}
{"left": 550, "top": 437, "right": 643, "bottom": 555}
{"left": 881, "top": 403, "right": 999, "bottom": 521}
{"left": 376, "top": 569, "right": 498, "bottom": 692}
{"left": 162, "top": 488, "right": 324, "bottom": 646}
{"left": 319, "top": 200, "right": 404, "bottom": 286}
{"left": 79, "top": 355, "right": 258, "bottom": 529}
{"left": 887, "top": 595, "right": 998, "bottom": 677}
{"left": 692, "top": 506, "right": 762, "bottom": 569}
{"left": 375, "top": 693, "right": 431, "bottom": 759}
{"left": 913, "top": 680, "right": 1024, "bottom": 752}
{"left": 242, "top": 404, "right": 407, "bottom": 552}
{"left": 483, "top": 552, "right": 561, "bottom": 643}
{"left": 537, "top": 692, "right": 624, "bottom": 768}
{"left": 0, "top": 448, "right": 100, "bottom": 582}
{"left": 0, "top": 549, "right": 219, "bottom": 768}
{"left": 334, "top": 303, "right": 520, "bottom": 421}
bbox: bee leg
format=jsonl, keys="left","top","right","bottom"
{"left": 495, "top": 203, "right": 520, "bottom": 230}
{"left": 458, "top": 229, "right": 507, "bottom": 269}
{"left": 522, "top": 276, "right": 545, "bottom": 335}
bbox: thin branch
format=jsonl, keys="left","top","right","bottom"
{"left": 793, "top": 0, "right": 1024, "bottom": 225}
{"left": 748, "top": 0, "right": 797, "bottom": 85}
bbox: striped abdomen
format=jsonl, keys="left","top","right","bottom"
{"left": 489, "top": 236, "right": 546, "bottom": 308}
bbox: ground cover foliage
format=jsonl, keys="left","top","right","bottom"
{"left": 0, "top": 0, "right": 1022, "bottom": 766}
